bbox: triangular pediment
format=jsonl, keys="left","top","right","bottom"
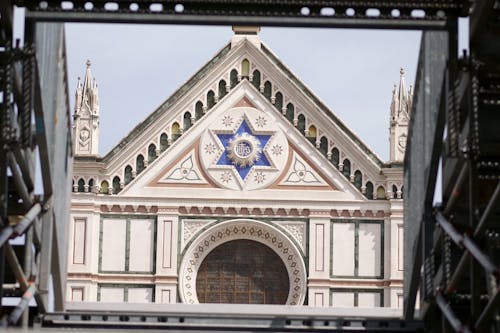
{"left": 120, "top": 81, "right": 366, "bottom": 201}
{"left": 88, "top": 38, "right": 392, "bottom": 202}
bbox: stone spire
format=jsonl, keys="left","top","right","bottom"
{"left": 389, "top": 68, "right": 412, "bottom": 162}
{"left": 73, "top": 60, "right": 100, "bottom": 156}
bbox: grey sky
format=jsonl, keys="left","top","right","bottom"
{"left": 65, "top": 25, "right": 426, "bottom": 161}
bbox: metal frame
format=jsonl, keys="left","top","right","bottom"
{"left": 4, "top": 0, "right": 500, "bottom": 332}
{"left": 18, "top": 0, "right": 467, "bottom": 30}
{"left": 403, "top": 1, "right": 500, "bottom": 332}
{"left": 0, "top": 0, "right": 72, "bottom": 327}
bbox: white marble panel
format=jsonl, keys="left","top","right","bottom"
{"left": 161, "top": 220, "right": 173, "bottom": 268}
{"left": 160, "top": 289, "right": 171, "bottom": 304}
{"left": 358, "top": 292, "right": 380, "bottom": 307}
{"left": 73, "top": 218, "right": 86, "bottom": 264}
{"left": 332, "top": 223, "right": 355, "bottom": 276}
{"left": 71, "top": 287, "right": 84, "bottom": 301}
{"left": 100, "top": 287, "right": 124, "bottom": 302}
{"left": 315, "top": 224, "right": 324, "bottom": 271}
{"left": 358, "top": 223, "right": 381, "bottom": 277}
{"left": 331, "top": 292, "right": 354, "bottom": 307}
{"left": 129, "top": 219, "right": 154, "bottom": 272}
{"left": 314, "top": 293, "right": 325, "bottom": 306}
{"left": 128, "top": 288, "right": 152, "bottom": 303}
{"left": 398, "top": 225, "right": 404, "bottom": 271}
{"left": 101, "top": 219, "right": 126, "bottom": 271}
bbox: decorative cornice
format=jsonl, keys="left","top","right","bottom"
{"left": 73, "top": 200, "right": 391, "bottom": 218}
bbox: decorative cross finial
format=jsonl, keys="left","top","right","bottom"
{"left": 86, "top": 59, "right": 92, "bottom": 68}
{"left": 400, "top": 67, "right": 405, "bottom": 76}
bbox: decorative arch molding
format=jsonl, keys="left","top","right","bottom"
{"left": 178, "top": 219, "right": 307, "bottom": 305}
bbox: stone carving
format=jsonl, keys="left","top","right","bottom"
{"left": 284, "top": 157, "right": 320, "bottom": 184}
{"left": 280, "top": 222, "right": 306, "bottom": 252}
{"left": 166, "top": 156, "right": 200, "bottom": 181}
{"left": 159, "top": 151, "right": 206, "bottom": 184}
{"left": 79, "top": 128, "right": 90, "bottom": 148}
{"left": 182, "top": 220, "right": 214, "bottom": 249}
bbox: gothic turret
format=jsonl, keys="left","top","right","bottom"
{"left": 389, "top": 68, "right": 412, "bottom": 162}
{"left": 73, "top": 60, "right": 100, "bottom": 156}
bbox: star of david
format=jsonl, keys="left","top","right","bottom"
{"left": 216, "top": 118, "right": 272, "bottom": 180}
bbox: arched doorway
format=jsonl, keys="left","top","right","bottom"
{"left": 196, "top": 239, "right": 289, "bottom": 304}
{"left": 179, "top": 219, "right": 307, "bottom": 305}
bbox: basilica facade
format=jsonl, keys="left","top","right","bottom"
{"left": 67, "top": 27, "right": 411, "bottom": 308}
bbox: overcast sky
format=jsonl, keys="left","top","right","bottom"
{"left": 64, "top": 24, "right": 465, "bottom": 161}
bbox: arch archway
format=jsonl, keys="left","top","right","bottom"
{"left": 179, "top": 219, "right": 307, "bottom": 305}
{"left": 196, "top": 239, "right": 289, "bottom": 304}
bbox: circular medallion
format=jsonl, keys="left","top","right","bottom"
{"left": 199, "top": 107, "right": 289, "bottom": 191}
{"left": 227, "top": 133, "right": 261, "bottom": 167}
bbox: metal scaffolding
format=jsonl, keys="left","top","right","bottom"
{"left": 2, "top": 0, "right": 499, "bottom": 332}
{"left": 0, "top": 0, "right": 72, "bottom": 327}
{"left": 404, "top": 0, "right": 500, "bottom": 332}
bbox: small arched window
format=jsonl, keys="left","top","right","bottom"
{"left": 252, "top": 70, "right": 261, "bottom": 90}
{"left": 88, "top": 178, "right": 94, "bottom": 192}
{"left": 230, "top": 69, "right": 238, "bottom": 89}
{"left": 195, "top": 101, "right": 203, "bottom": 121}
{"left": 241, "top": 59, "right": 250, "bottom": 77}
{"left": 183, "top": 112, "right": 192, "bottom": 131}
{"left": 354, "top": 170, "right": 362, "bottom": 190}
{"left": 218, "top": 80, "right": 227, "bottom": 100}
{"left": 148, "top": 144, "right": 157, "bottom": 163}
{"left": 274, "top": 92, "right": 283, "bottom": 111}
{"left": 263, "top": 81, "right": 272, "bottom": 101}
{"left": 112, "top": 176, "right": 121, "bottom": 194}
{"left": 160, "top": 133, "right": 169, "bottom": 152}
{"left": 297, "top": 114, "right": 306, "bottom": 134}
{"left": 77, "top": 178, "right": 85, "bottom": 192}
{"left": 392, "top": 185, "right": 398, "bottom": 199}
{"left": 365, "top": 181, "right": 374, "bottom": 199}
{"left": 171, "top": 122, "right": 181, "bottom": 142}
{"left": 401, "top": 185, "right": 404, "bottom": 199}
{"left": 342, "top": 159, "right": 351, "bottom": 179}
{"left": 331, "top": 148, "right": 339, "bottom": 168}
{"left": 377, "top": 186, "right": 386, "bottom": 200}
{"left": 307, "top": 125, "right": 317, "bottom": 144}
{"left": 207, "top": 90, "right": 215, "bottom": 110}
{"left": 100, "top": 180, "right": 109, "bottom": 194}
{"left": 124, "top": 165, "right": 133, "bottom": 185}
{"left": 286, "top": 103, "right": 294, "bottom": 124}
{"left": 319, "top": 137, "right": 328, "bottom": 156}
{"left": 136, "top": 154, "right": 145, "bottom": 174}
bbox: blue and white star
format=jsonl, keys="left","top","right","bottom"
{"left": 215, "top": 118, "right": 272, "bottom": 180}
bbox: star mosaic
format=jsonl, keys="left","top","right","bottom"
{"left": 215, "top": 118, "right": 272, "bottom": 180}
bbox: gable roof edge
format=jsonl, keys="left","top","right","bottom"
{"left": 260, "top": 43, "right": 385, "bottom": 168}
{"left": 101, "top": 42, "right": 232, "bottom": 163}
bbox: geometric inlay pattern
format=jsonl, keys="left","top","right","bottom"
{"left": 178, "top": 219, "right": 307, "bottom": 305}
{"left": 199, "top": 107, "right": 289, "bottom": 190}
